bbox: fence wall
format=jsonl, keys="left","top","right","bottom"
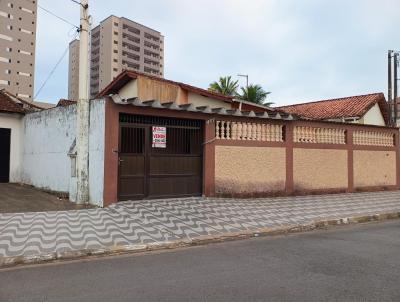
{"left": 208, "top": 118, "right": 400, "bottom": 197}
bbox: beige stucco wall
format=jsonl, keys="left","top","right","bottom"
{"left": 293, "top": 148, "right": 348, "bottom": 190}
{"left": 354, "top": 150, "right": 396, "bottom": 187}
{"left": 188, "top": 92, "right": 231, "bottom": 109}
{"left": 215, "top": 146, "right": 286, "bottom": 194}
{"left": 359, "top": 103, "right": 386, "bottom": 126}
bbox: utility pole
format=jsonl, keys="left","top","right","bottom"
{"left": 237, "top": 74, "right": 248, "bottom": 111}
{"left": 388, "top": 50, "right": 393, "bottom": 125}
{"left": 394, "top": 52, "right": 398, "bottom": 125}
{"left": 76, "top": 0, "right": 90, "bottom": 204}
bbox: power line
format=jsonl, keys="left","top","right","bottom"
{"left": 34, "top": 32, "right": 78, "bottom": 100}
{"left": 38, "top": 4, "right": 79, "bottom": 29}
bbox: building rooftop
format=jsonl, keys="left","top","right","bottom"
{"left": 0, "top": 89, "right": 42, "bottom": 114}
{"left": 277, "top": 93, "right": 389, "bottom": 125}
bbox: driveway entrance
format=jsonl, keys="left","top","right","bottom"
{"left": 118, "top": 114, "right": 203, "bottom": 201}
{"left": 0, "top": 184, "right": 92, "bottom": 213}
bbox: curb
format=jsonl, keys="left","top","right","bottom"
{"left": 1, "top": 211, "right": 400, "bottom": 269}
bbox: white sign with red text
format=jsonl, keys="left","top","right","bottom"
{"left": 152, "top": 126, "right": 167, "bottom": 148}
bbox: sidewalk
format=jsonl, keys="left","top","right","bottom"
{"left": 1, "top": 191, "right": 400, "bottom": 267}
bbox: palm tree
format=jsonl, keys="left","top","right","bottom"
{"left": 238, "top": 84, "right": 273, "bottom": 106}
{"left": 208, "top": 76, "right": 239, "bottom": 96}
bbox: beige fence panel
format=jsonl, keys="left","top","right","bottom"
{"left": 215, "top": 121, "right": 284, "bottom": 142}
{"left": 353, "top": 130, "right": 394, "bottom": 146}
{"left": 293, "top": 126, "right": 346, "bottom": 144}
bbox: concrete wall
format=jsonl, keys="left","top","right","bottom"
{"left": 293, "top": 149, "right": 348, "bottom": 190}
{"left": 88, "top": 99, "right": 106, "bottom": 206}
{"left": 215, "top": 146, "right": 286, "bottom": 195}
{"left": 22, "top": 100, "right": 106, "bottom": 206}
{"left": 354, "top": 150, "right": 396, "bottom": 187}
{"left": 22, "top": 105, "right": 77, "bottom": 193}
{"left": 0, "top": 113, "right": 23, "bottom": 182}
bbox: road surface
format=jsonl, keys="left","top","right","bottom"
{"left": 1, "top": 221, "right": 399, "bottom": 302}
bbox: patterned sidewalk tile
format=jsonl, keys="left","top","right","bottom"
{"left": 1, "top": 191, "right": 400, "bottom": 258}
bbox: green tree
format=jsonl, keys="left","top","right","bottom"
{"left": 208, "top": 76, "right": 239, "bottom": 96}
{"left": 238, "top": 84, "right": 273, "bottom": 106}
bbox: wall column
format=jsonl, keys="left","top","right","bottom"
{"left": 203, "top": 118, "right": 216, "bottom": 197}
{"left": 347, "top": 129, "right": 354, "bottom": 192}
{"left": 285, "top": 123, "right": 294, "bottom": 194}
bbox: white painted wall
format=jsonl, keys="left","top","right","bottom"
{"left": 118, "top": 80, "right": 138, "bottom": 100}
{"left": 188, "top": 92, "right": 232, "bottom": 109}
{"left": 22, "top": 105, "right": 77, "bottom": 193}
{"left": 0, "top": 113, "right": 23, "bottom": 182}
{"left": 21, "top": 100, "right": 106, "bottom": 206}
{"left": 360, "top": 103, "right": 386, "bottom": 126}
{"left": 88, "top": 99, "right": 105, "bottom": 206}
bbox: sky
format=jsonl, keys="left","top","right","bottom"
{"left": 34, "top": 0, "right": 400, "bottom": 106}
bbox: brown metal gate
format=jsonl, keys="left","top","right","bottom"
{"left": 118, "top": 114, "right": 203, "bottom": 200}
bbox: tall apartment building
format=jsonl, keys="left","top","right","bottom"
{"left": 68, "top": 39, "right": 79, "bottom": 101}
{"left": 0, "top": 0, "right": 37, "bottom": 101}
{"left": 68, "top": 15, "right": 164, "bottom": 100}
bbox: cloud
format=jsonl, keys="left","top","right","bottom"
{"left": 34, "top": 0, "right": 400, "bottom": 105}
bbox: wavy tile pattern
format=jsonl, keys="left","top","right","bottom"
{"left": 1, "top": 191, "right": 400, "bottom": 258}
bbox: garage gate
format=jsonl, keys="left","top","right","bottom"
{"left": 118, "top": 114, "right": 204, "bottom": 200}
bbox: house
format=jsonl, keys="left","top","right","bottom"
{"left": 277, "top": 93, "right": 389, "bottom": 126}
{"left": 98, "top": 70, "right": 275, "bottom": 113}
{"left": 1, "top": 76, "right": 399, "bottom": 207}
{"left": 0, "top": 89, "right": 40, "bottom": 183}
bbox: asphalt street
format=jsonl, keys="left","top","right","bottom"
{"left": 0, "top": 220, "right": 399, "bottom": 302}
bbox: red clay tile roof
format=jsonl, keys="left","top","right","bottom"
{"left": 0, "top": 90, "right": 25, "bottom": 114}
{"left": 97, "top": 70, "right": 234, "bottom": 102}
{"left": 277, "top": 93, "right": 389, "bottom": 125}
{"left": 57, "top": 99, "right": 77, "bottom": 107}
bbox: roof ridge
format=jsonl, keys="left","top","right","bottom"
{"left": 278, "top": 92, "right": 384, "bottom": 108}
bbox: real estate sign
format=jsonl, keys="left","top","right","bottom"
{"left": 152, "top": 126, "right": 167, "bottom": 148}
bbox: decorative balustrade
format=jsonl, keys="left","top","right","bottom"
{"left": 293, "top": 126, "right": 346, "bottom": 144}
{"left": 353, "top": 130, "right": 394, "bottom": 147}
{"left": 215, "top": 120, "right": 396, "bottom": 147}
{"left": 215, "top": 121, "right": 284, "bottom": 142}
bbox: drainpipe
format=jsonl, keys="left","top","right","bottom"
{"left": 76, "top": 0, "right": 90, "bottom": 204}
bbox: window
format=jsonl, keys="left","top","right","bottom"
{"left": 114, "top": 22, "right": 119, "bottom": 26}
{"left": 113, "top": 49, "right": 118, "bottom": 53}
{"left": 113, "top": 68, "right": 118, "bottom": 72}
{"left": 113, "top": 40, "right": 118, "bottom": 44}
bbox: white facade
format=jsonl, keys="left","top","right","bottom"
{"left": 360, "top": 103, "right": 386, "bottom": 126}
{"left": 0, "top": 113, "right": 23, "bottom": 182}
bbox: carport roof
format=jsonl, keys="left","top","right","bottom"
{"left": 110, "top": 96, "right": 295, "bottom": 120}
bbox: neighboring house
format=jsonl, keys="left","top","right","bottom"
{"left": 0, "top": 90, "right": 40, "bottom": 183}
{"left": 277, "top": 93, "right": 389, "bottom": 126}
{"left": 98, "top": 70, "right": 275, "bottom": 113}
